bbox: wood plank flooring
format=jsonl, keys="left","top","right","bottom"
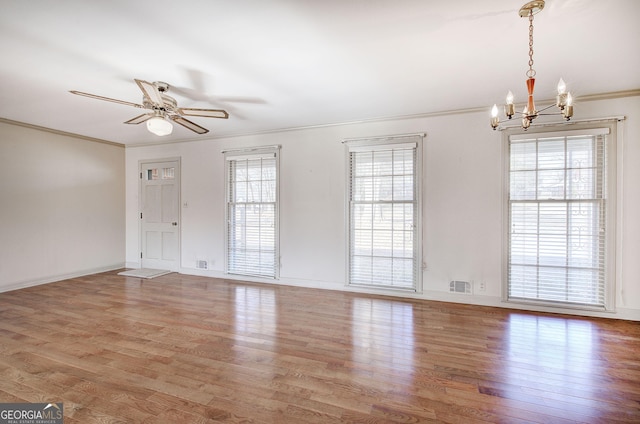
{"left": 0, "top": 271, "right": 638, "bottom": 423}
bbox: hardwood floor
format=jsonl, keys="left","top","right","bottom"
{"left": 0, "top": 271, "right": 638, "bottom": 423}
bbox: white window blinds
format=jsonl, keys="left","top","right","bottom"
{"left": 507, "top": 128, "right": 610, "bottom": 307}
{"left": 224, "top": 147, "right": 279, "bottom": 278}
{"left": 346, "top": 135, "right": 422, "bottom": 290}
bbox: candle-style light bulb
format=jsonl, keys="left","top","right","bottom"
{"left": 563, "top": 93, "right": 574, "bottom": 120}
{"left": 522, "top": 106, "right": 531, "bottom": 130}
{"left": 491, "top": 104, "right": 499, "bottom": 129}
{"left": 556, "top": 78, "right": 568, "bottom": 109}
{"left": 557, "top": 78, "right": 567, "bottom": 95}
{"left": 506, "top": 91, "right": 514, "bottom": 105}
{"left": 505, "top": 91, "right": 515, "bottom": 118}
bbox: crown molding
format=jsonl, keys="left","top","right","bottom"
{"left": 3, "top": 89, "right": 638, "bottom": 148}
{"left": 0, "top": 117, "right": 124, "bottom": 147}
{"left": 196, "top": 89, "right": 640, "bottom": 142}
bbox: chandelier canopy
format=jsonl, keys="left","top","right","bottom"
{"left": 490, "top": 0, "right": 573, "bottom": 130}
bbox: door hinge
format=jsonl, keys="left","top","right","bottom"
{"left": 140, "top": 212, "right": 143, "bottom": 219}
{"left": 140, "top": 172, "right": 143, "bottom": 179}
{"left": 140, "top": 252, "right": 143, "bottom": 259}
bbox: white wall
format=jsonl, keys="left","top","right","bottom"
{"left": 125, "top": 95, "right": 640, "bottom": 320}
{"left": 0, "top": 121, "right": 125, "bottom": 291}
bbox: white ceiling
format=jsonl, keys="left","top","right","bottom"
{"left": 1, "top": 0, "right": 638, "bottom": 146}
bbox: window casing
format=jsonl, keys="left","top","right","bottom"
{"left": 224, "top": 146, "right": 280, "bottom": 279}
{"left": 504, "top": 123, "right": 617, "bottom": 310}
{"left": 345, "top": 135, "right": 423, "bottom": 291}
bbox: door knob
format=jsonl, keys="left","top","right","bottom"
{"left": 172, "top": 222, "right": 178, "bottom": 226}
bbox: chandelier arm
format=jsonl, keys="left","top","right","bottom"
{"left": 536, "top": 103, "right": 559, "bottom": 113}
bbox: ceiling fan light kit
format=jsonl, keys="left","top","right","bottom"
{"left": 490, "top": 0, "right": 574, "bottom": 130}
{"left": 70, "top": 79, "right": 230, "bottom": 136}
{"left": 147, "top": 115, "right": 173, "bottom": 136}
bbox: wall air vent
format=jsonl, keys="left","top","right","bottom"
{"left": 450, "top": 280, "right": 471, "bottom": 294}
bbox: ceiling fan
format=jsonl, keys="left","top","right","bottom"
{"left": 70, "top": 79, "right": 229, "bottom": 136}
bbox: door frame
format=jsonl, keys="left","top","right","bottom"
{"left": 138, "top": 157, "right": 182, "bottom": 271}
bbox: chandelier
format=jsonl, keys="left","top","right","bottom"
{"left": 491, "top": 0, "right": 573, "bottom": 130}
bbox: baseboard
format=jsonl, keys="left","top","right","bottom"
{"left": 177, "top": 266, "right": 640, "bottom": 321}
{"left": 0, "top": 263, "right": 126, "bottom": 294}
{"left": 5, "top": 264, "right": 636, "bottom": 321}
{"left": 179, "top": 267, "right": 341, "bottom": 289}
{"left": 342, "top": 287, "right": 640, "bottom": 321}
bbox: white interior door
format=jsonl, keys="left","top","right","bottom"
{"left": 140, "top": 160, "right": 180, "bottom": 271}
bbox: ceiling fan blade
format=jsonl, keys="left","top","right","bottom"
{"left": 171, "top": 116, "right": 209, "bottom": 134}
{"left": 135, "top": 79, "right": 164, "bottom": 106}
{"left": 69, "top": 91, "right": 145, "bottom": 109}
{"left": 124, "top": 113, "right": 153, "bottom": 125}
{"left": 178, "top": 108, "right": 229, "bottom": 119}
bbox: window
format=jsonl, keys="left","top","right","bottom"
{"left": 146, "top": 167, "right": 175, "bottom": 180}
{"left": 224, "top": 146, "right": 280, "bottom": 279}
{"left": 345, "top": 134, "right": 423, "bottom": 291}
{"left": 505, "top": 124, "right": 617, "bottom": 310}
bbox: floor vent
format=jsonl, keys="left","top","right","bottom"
{"left": 450, "top": 280, "right": 471, "bottom": 294}
{"left": 196, "top": 260, "right": 208, "bottom": 270}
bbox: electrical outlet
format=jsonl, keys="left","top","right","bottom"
{"left": 479, "top": 281, "right": 486, "bottom": 292}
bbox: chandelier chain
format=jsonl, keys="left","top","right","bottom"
{"left": 527, "top": 10, "right": 536, "bottom": 78}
